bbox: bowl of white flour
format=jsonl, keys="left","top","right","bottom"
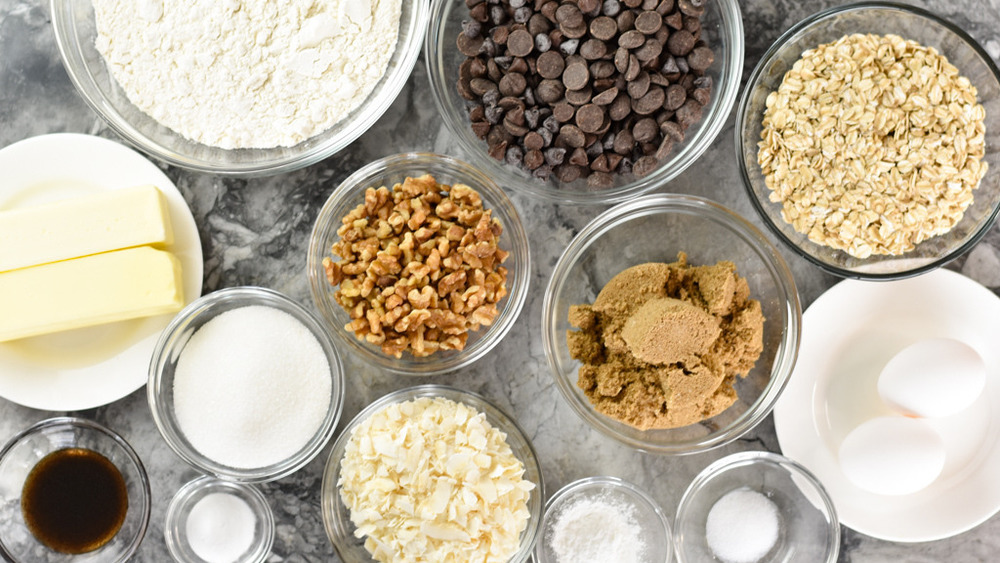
{"left": 52, "top": 0, "right": 428, "bottom": 175}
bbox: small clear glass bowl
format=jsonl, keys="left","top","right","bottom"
{"left": 148, "top": 286, "right": 345, "bottom": 483}
{"left": 425, "top": 0, "right": 744, "bottom": 204}
{"left": 736, "top": 1, "right": 1000, "bottom": 280}
{"left": 534, "top": 476, "right": 673, "bottom": 563}
{"left": 307, "top": 153, "right": 531, "bottom": 376}
{"left": 321, "top": 384, "right": 543, "bottom": 563}
{"left": 164, "top": 476, "right": 274, "bottom": 563}
{"left": 542, "top": 194, "right": 801, "bottom": 454}
{"left": 674, "top": 451, "right": 840, "bottom": 563}
{"left": 50, "top": 0, "right": 428, "bottom": 176}
{"left": 0, "top": 417, "right": 151, "bottom": 563}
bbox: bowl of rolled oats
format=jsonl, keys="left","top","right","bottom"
{"left": 307, "top": 153, "right": 531, "bottom": 375}
{"left": 736, "top": 1, "right": 1000, "bottom": 279}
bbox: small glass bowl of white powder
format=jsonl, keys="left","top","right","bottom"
{"left": 164, "top": 476, "right": 274, "bottom": 563}
{"left": 148, "top": 286, "right": 345, "bottom": 483}
{"left": 534, "top": 476, "right": 674, "bottom": 563}
{"left": 674, "top": 451, "right": 840, "bottom": 563}
{"left": 51, "top": 0, "right": 428, "bottom": 175}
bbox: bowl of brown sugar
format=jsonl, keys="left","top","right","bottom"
{"left": 542, "top": 194, "right": 801, "bottom": 454}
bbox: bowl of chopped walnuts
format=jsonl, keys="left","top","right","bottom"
{"left": 308, "top": 153, "right": 531, "bottom": 375}
{"left": 737, "top": 2, "right": 1000, "bottom": 280}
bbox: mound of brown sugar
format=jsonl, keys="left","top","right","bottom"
{"left": 567, "top": 254, "right": 765, "bottom": 431}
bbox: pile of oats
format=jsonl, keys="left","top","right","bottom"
{"left": 758, "top": 33, "right": 987, "bottom": 259}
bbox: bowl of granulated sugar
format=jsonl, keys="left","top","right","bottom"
{"left": 534, "top": 476, "right": 673, "bottom": 563}
{"left": 52, "top": 0, "right": 428, "bottom": 175}
{"left": 148, "top": 286, "right": 345, "bottom": 483}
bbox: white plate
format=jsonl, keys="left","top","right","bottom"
{"left": 774, "top": 268, "right": 1000, "bottom": 542}
{"left": 0, "top": 133, "right": 203, "bottom": 411}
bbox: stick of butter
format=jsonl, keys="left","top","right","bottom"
{"left": 0, "top": 184, "right": 173, "bottom": 272}
{"left": 0, "top": 246, "right": 184, "bottom": 342}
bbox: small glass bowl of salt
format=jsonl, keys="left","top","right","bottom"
{"left": 674, "top": 451, "right": 839, "bottom": 563}
{"left": 164, "top": 476, "right": 274, "bottom": 563}
{"left": 534, "top": 476, "right": 674, "bottom": 563}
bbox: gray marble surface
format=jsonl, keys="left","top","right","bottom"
{"left": 3, "top": 0, "right": 1000, "bottom": 561}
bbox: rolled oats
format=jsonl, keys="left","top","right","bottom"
{"left": 758, "top": 33, "right": 987, "bottom": 258}
{"left": 323, "top": 174, "right": 509, "bottom": 358}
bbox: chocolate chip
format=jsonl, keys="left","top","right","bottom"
{"left": 469, "top": 2, "right": 489, "bottom": 23}
{"left": 576, "top": 103, "right": 606, "bottom": 133}
{"left": 569, "top": 146, "right": 590, "bottom": 166}
{"left": 590, "top": 60, "right": 616, "bottom": 79}
{"left": 692, "top": 87, "right": 711, "bottom": 106}
{"left": 624, "top": 54, "right": 641, "bottom": 81}
{"left": 555, "top": 3, "right": 585, "bottom": 27}
{"left": 529, "top": 13, "right": 551, "bottom": 36}
{"left": 618, "top": 29, "right": 645, "bottom": 49}
{"left": 613, "top": 128, "right": 634, "bottom": 154}
{"left": 693, "top": 75, "right": 713, "bottom": 90}
{"left": 506, "top": 145, "right": 525, "bottom": 166}
{"left": 535, "top": 33, "right": 553, "bottom": 52}
{"left": 513, "top": 6, "right": 533, "bottom": 23}
{"left": 562, "top": 61, "right": 590, "bottom": 90}
{"left": 635, "top": 38, "right": 663, "bottom": 61}
{"left": 603, "top": 0, "right": 622, "bottom": 17}
{"left": 471, "top": 120, "right": 491, "bottom": 139}
{"left": 677, "top": 0, "right": 705, "bottom": 17}
{"left": 660, "top": 119, "right": 684, "bottom": 142}
{"left": 457, "top": 78, "right": 476, "bottom": 100}
{"left": 634, "top": 10, "right": 662, "bottom": 34}
{"left": 544, "top": 147, "right": 567, "bottom": 166}
{"left": 541, "top": 1, "right": 559, "bottom": 21}
{"left": 657, "top": 0, "right": 675, "bottom": 14}
{"left": 564, "top": 85, "right": 593, "bottom": 105}
{"left": 543, "top": 114, "right": 561, "bottom": 133}
{"left": 509, "top": 56, "right": 528, "bottom": 74}
{"left": 462, "top": 19, "right": 482, "bottom": 38}
{"left": 675, "top": 98, "right": 703, "bottom": 128}
{"left": 632, "top": 117, "right": 658, "bottom": 142}
{"left": 667, "top": 29, "right": 695, "bottom": 56}
{"left": 580, "top": 0, "right": 601, "bottom": 13}
{"left": 627, "top": 71, "right": 651, "bottom": 99}
{"left": 457, "top": 33, "right": 484, "bottom": 57}
{"left": 664, "top": 11, "right": 683, "bottom": 30}
{"left": 492, "top": 26, "right": 510, "bottom": 46}
{"left": 521, "top": 131, "right": 543, "bottom": 151}
{"left": 469, "top": 104, "right": 486, "bottom": 122}
{"left": 616, "top": 9, "right": 636, "bottom": 32}
{"left": 536, "top": 78, "right": 565, "bottom": 103}
{"left": 524, "top": 148, "right": 545, "bottom": 169}
{"left": 609, "top": 93, "right": 632, "bottom": 121}
{"left": 489, "top": 139, "right": 508, "bottom": 160}
{"left": 655, "top": 136, "right": 674, "bottom": 159}
{"left": 664, "top": 83, "right": 686, "bottom": 110}
{"left": 683, "top": 14, "right": 701, "bottom": 35}
{"left": 559, "top": 124, "right": 587, "bottom": 147}
{"left": 614, "top": 47, "right": 630, "bottom": 74}
{"left": 587, "top": 171, "right": 615, "bottom": 188}
{"left": 499, "top": 72, "right": 527, "bottom": 96}
{"left": 537, "top": 51, "right": 566, "bottom": 78}
{"left": 580, "top": 39, "right": 608, "bottom": 60}
{"left": 592, "top": 86, "right": 619, "bottom": 105}
{"left": 632, "top": 86, "right": 664, "bottom": 114}
{"left": 507, "top": 29, "right": 535, "bottom": 57}
{"left": 470, "top": 77, "right": 498, "bottom": 97}
{"left": 633, "top": 155, "right": 659, "bottom": 177}
{"left": 555, "top": 163, "right": 584, "bottom": 182}
{"left": 553, "top": 102, "right": 577, "bottom": 122}
{"left": 687, "top": 45, "right": 714, "bottom": 71}
{"left": 560, "top": 38, "right": 580, "bottom": 55}
{"left": 589, "top": 16, "right": 618, "bottom": 41}
{"left": 590, "top": 153, "right": 611, "bottom": 172}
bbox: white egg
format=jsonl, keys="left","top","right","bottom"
{"left": 878, "top": 338, "right": 987, "bottom": 418}
{"left": 838, "top": 416, "right": 946, "bottom": 496}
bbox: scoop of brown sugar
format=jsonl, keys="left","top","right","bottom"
{"left": 622, "top": 297, "right": 721, "bottom": 365}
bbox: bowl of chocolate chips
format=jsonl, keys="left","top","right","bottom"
{"left": 426, "top": 0, "right": 744, "bottom": 204}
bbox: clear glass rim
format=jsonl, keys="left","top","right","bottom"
{"left": 0, "top": 416, "right": 151, "bottom": 563}
{"left": 535, "top": 475, "right": 673, "bottom": 563}
{"left": 673, "top": 451, "right": 840, "bottom": 563}
{"left": 50, "top": 0, "right": 430, "bottom": 176}
{"left": 147, "top": 286, "right": 346, "bottom": 483}
{"left": 306, "top": 152, "right": 532, "bottom": 376}
{"left": 735, "top": 0, "right": 1000, "bottom": 280}
{"left": 541, "top": 194, "right": 801, "bottom": 455}
{"left": 423, "top": 0, "right": 745, "bottom": 205}
{"left": 164, "top": 475, "right": 275, "bottom": 563}
{"left": 320, "top": 384, "right": 544, "bottom": 563}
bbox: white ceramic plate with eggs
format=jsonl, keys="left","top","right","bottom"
{"left": 774, "top": 268, "right": 1000, "bottom": 542}
{"left": 0, "top": 133, "right": 203, "bottom": 410}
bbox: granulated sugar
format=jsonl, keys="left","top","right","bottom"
{"left": 549, "top": 495, "right": 645, "bottom": 563}
{"left": 92, "top": 0, "right": 402, "bottom": 148}
{"left": 172, "top": 305, "right": 331, "bottom": 468}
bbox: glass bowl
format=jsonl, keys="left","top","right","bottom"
{"left": 307, "top": 153, "right": 531, "bottom": 376}
{"left": 50, "top": 0, "right": 428, "bottom": 176}
{"left": 425, "top": 0, "right": 744, "bottom": 204}
{"left": 0, "top": 417, "right": 151, "bottom": 563}
{"left": 736, "top": 1, "right": 1000, "bottom": 280}
{"left": 164, "top": 476, "right": 274, "bottom": 563}
{"left": 674, "top": 451, "right": 840, "bottom": 563}
{"left": 534, "top": 476, "right": 672, "bottom": 563}
{"left": 542, "top": 194, "right": 800, "bottom": 455}
{"left": 321, "top": 384, "right": 543, "bottom": 563}
{"left": 148, "top": 286, "right": 345, "bottom": 483}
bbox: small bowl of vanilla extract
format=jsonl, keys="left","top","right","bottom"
{"left": 0, "top": 417, "right": 151, "bottom": 562}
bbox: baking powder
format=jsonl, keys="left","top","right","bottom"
{"left": 92, "top": 0, "right": 402, "bottom": 149}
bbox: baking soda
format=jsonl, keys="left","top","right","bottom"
{"left": 186, "top": 492, "right": 257, "bottom": 563}
{"left": 172, "top": 305, "right": 331, "bottom": 469}
{"left": 549, "top": 495, "right": 645, "bottom": 563}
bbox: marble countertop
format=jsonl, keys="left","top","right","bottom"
{"left": 3, "top": 0, "right": 1000, "bottom": 561}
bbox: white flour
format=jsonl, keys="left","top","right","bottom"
{"left": 92, "top": 0, "right": 402, "bottom": 149}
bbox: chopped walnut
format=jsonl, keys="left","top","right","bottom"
{"left": 323, "top": 174, "right": 510, "bottom": 358}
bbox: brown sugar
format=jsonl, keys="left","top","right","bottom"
{"left": 567, "top": 253, "right": 765, "bottom": 430}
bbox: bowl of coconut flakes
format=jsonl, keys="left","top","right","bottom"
{"left": 51, "top": 0, "right": 429, "bottom": 175}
